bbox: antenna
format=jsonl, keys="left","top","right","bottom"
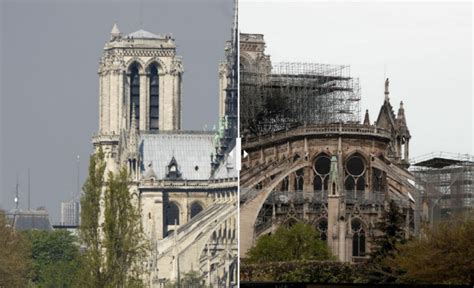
{"left": 14, "top": 174, "right": 19, "bottom": 210}
{"left": 76, "top": 155, "right": 80, "bottom": 202}
{"left": 28, "top": 168, "right": 31, "bottom": 211}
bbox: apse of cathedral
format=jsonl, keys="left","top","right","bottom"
{"left": 92, "top": 23, "right": 238, "bottom": 286}
{"left": 239, "top": 33, "right": 415, "bottom": 262}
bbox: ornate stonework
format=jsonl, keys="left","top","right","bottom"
{"left": 239, "top": 33, "right": 415, "bottom": 263}
{"left": 93, "top": 24, "right": 238, "bottom": 287}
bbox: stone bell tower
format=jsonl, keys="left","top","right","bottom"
{"left": 98, "top": 23, "right": 183, "bottom": 135}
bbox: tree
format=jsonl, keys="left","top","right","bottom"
{"left": 247, "top": 222, "right": 332, "bottom": 263}
{"left": 102, "top": 167, "right": 148, "bottom": 287}
{"left": 393, "top": 215, "right": 474, "bottom": 285}
{"left": 368, "top": 200, "right": 407, "bottom": 283}
{"left": 79, "top": 148, "right": 106, "bottom": 287}
{"left": 24, "top": 229, "right": 81, "bottom": 287}
{"left": 0, "top": 210, "right": 31, "bottom": 287}
{"left": 79, "top": 148, "right": 148, "bottom": 287}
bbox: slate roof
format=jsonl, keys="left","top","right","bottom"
{"left": 128, "top": 29, "right": 161, "bottom": 39}
{"left": 7, "top": 209, "right": 52, "bottom": 231}
{"left": 140, "top": 132, "right": 215, "bottom": 180}
{"left": 213, "top": 146, "right": 238, "bottom": 179}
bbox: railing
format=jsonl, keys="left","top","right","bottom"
{"left": 243, "top": 123, "right": 391, "bottom": 149}
{"left": 344, "top": 190, "right": 385, "bottom": 205}
{"left": 242, "top": 189, "right": 388, "bottom": 205}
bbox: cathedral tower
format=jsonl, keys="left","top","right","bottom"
{"left": 98, "top": 24, "right": 183, "bottom": 135}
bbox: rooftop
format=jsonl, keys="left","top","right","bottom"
{"left": 127, "top": 29, "right": 162, "bottom": 39}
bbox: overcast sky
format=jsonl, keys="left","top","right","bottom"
{"left": 0, "top": 0, "right": 233, "bottom": 221}
{"left": 240, "top": 1, "right": 472, "bottom": 161}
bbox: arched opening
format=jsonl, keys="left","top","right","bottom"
{"left": 149, "top": 65, "right": 159, "bottom": 130}
{"left": 129, "top": 65, "right": 140, "bottom": 128}
{"left": 294, "top": 168, "right": 304, "bottom": 191}
{"left": 166, "top": 202, "right": 180, "bottom": 226}
{"left": 281, "top": 176, "right": 289, "bottom": 191}
{"left": 345, "top": 154, "right": 366, "bottom": 198}
{"left": 351, "top": 219, "right": 366, "bottom": 257}
{"left": 190, "top": 202, "right": 204, "bottom": 219}
{"left": 313, "top": 154, "right": 331, "bottom": 194}
{"left": 317, "top": 219, "right": 328, "bottom": 241}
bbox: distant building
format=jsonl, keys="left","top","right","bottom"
{"left": 6, "top": 207, "right": 53, "bottom": 231}
{"left": 60, "top": 200, "right": 80, "bottom": 226}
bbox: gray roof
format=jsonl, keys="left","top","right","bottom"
{"left": 213, "top": 146, "right": 238, "bottom": 179}
{"left": 7, "top": 209, "right": 52, "bottom": 231}
{"left": 128, "top": 29, "right": 161, "bottom": 39}
{"left": 140, "top": 133, "right": 215, "bottom": 180}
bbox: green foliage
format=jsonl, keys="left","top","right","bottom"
{"left": 23, "top": 229, "right": 80, "bottom": 287}
{"left": 79, "top": 148, "right": 106, "bottom": 287}
{"left": 79, "top": 148, "right": 148, "bottom": 287}
{"left": 393, "top": 215, "right": 474, "bottom": 285}
{"left": 247, "top": 222, "right": 332, "bottom": 263}
{"left": 0, "top": 210, "right": 31, "bottom": 287}
{"left": 240, "top": 260, "right": 368, "bottom": 283}
{"left": 102, "top": 167, "right": 148, "bottom": 287}
{"left": 367, "top": 200, "right": 407, "bottom": 283}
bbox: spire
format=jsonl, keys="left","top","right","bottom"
{"left": 129, "top": 104, "right": 138, "bottom": 150}
{"left": 384, "top": 78, "right": 390, "bottom": 101}
{"left": 232, "top": 0, "right": 238, "bottom": 47}
{"left": 397, "top": 101, "right": 407, "bottom": 128}
{"left": 328, "top": 156, "right": 340, "bottom": 197}
{"left": 110, "top": 23, "right": 121, "bottom": 40}
{"left": 363, "top": 109, "right": 370, "bottom": 125}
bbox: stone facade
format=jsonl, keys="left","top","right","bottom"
{"left": 239, "top": 33, "right": 415, "bottom": 262}
{"left": 92, "top": 24, "right": 238, "bottom": 287}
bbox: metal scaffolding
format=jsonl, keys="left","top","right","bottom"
{"left": 240, "top": 62, "right": 361, "bottom": 137}
{"left": 410, "top": 152, "right": 474, "bottom": 225}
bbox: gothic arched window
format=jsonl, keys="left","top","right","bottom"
{"left": 281, "top": 176, "right": 289, "bottom": 191}
{"left": 166, "top": 202, "right": 180, "bottom": 226}
{"left": 345, "top": 154, "right": 366, "bottom": 198}
{"left": 130, "top": 65, "right": 140, "bottom": 128}
{"left": 317, "top": 219, "right": 328, "bottom": 241}
{"left": 372, "top": 168, "right": 385, "bottom": 192}
{"left": 149, "top": 65, "right": 159, "bottom": 130}
{"left": 352, "top": 219, "right": 366, "bottom": 257}
{"left": 190, "top": 202, "right": 204, "bottom": 219}
{"left": 294, "top": 168, "right": 304, "bottom": 191}
{"left": 313, "top": 154, "right": 330, "bottom": 193}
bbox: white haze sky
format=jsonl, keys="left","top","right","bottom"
{"left": 240, "top": 1, "right": 473, "bottom": 160}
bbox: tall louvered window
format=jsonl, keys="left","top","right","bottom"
{"left": 149, "top": 65, "right": 159, "bottom": 130}
{"left": 130, "top": 66, "right": 140, "bottom": 128}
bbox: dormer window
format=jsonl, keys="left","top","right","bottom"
{"left": 166, "top": 156, "right": 181, "bottom": 179}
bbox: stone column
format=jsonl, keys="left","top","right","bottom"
{"left": 405, "top": 138, "right": 410, "bottom": 161}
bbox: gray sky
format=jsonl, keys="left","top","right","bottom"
{"left": 240, "top": 1, "right": 472, "bottom": 160}
{"left": 0, "top": 0, "right": 233, "bottom": 221}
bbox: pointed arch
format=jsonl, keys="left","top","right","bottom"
{"left": 351, "top": 218, "right": 367, "bottom": 257}
{"left": 144, "top": 58, "right": 167, "bottom": 74}
{"left": 125, "top": 58, "right": 145, "bottom": 73}
{"left": 128, "top": 62, "right": 141, "bottom": 127}
{"left": 190, "top": 201, "right": 205, "bottom": 219}
{"left": 166, "top": 201, "right": 181, "bottom": 226}
{"left": 344, "top": 152, "right": 367, "bottom": 195}
{"left": 313, "top": 152, "right": 331, "bottom": 193}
